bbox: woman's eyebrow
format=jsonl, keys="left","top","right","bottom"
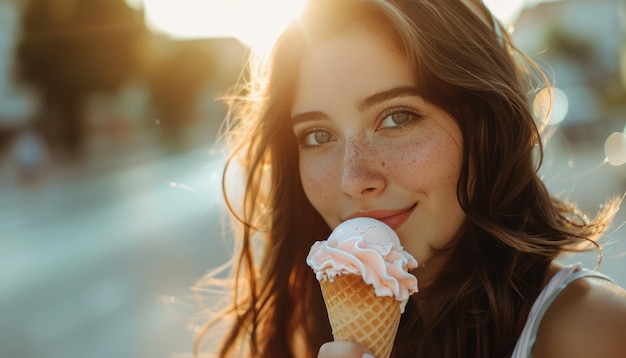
{"left": 291, "top": 86, "right": 421, "bottom": 126}
{"left": 357, "top": 86, "right": 421, "bottom": 111}
{"left": 291, "top": 110, "right": 327, "bottom": 126}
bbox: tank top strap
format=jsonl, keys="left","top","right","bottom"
{"left": 510, "top": 262, "right": 613, "bottom": 358}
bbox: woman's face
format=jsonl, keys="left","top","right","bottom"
{"left": 290, "top": 28, "right": 467, "bottom": 282}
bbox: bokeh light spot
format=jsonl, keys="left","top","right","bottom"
{"left": 533, "top": 87, "right": 569, "bottom": 126}
{"left": 605, "top": 132, "right": 626, "bottom": 166}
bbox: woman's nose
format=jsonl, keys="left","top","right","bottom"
{"left": 340, "top": 139, "right": 385, "bottom": 198}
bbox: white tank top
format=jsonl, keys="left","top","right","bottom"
{"left": 510, "top": 263, "right": 613, "bottom": 358}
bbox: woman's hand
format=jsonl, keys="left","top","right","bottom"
{"left": 317, "top": 341, "right": 376, "bottom": 358}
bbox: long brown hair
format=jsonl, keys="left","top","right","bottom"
{"left": 195, "top": 0, "right": 620, "bottom": 357}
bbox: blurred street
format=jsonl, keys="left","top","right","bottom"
{"left": 0, "top": 145, "right": 231, "bottom": 358}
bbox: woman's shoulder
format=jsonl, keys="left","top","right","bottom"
{"left": 533, "top": 265, "right": 626, "bottom": 358}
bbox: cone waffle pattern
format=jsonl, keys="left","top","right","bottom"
{"left": 320, "top": 274, "right": 401, "bottom": 358}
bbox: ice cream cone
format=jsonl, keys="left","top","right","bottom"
{"left": 320, "top": 274, "right": 401, "bottom": 358}
{"left": 307, "top": 218, "right": 418, "bottom": 357}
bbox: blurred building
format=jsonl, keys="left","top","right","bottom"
{"left": 0, "top": 0, "right": 246, "bottom": 184}
{"left": 513, "top": 0, "right": 626, "bottom": 147}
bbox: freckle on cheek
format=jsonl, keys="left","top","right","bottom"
{"left": 381, "top": 161, "right": 385, "bottom": 167}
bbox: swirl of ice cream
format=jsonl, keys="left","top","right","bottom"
{"left": 306, "top": 217, "right": 418, "bottom": 312}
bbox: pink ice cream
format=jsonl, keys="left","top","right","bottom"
{"left": 306, "top": 217, "right": 418, "bottom": 312}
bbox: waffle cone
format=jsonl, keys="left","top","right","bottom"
{"left": 319, "top": 274, "right": 401, "bottom": 358}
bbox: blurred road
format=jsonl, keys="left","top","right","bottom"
{"left": 0, "top": 146, "right": 231, "bottom": 358}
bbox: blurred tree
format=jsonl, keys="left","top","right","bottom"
{"left": 149, "top": 40, "right": 216, "bottom": 150}
{"left": 16, "top": 0, "right": 146, "bottom": 157}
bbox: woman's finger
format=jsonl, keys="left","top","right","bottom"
{"left": 317, "top": 341, "right": 376, "bottom": 358}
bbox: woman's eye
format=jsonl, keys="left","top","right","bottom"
{"left": 301, "top": 130, "right": 333, "bottom": 146}
{"left": 380, "top": 111, "right": 421, "bottom": 129}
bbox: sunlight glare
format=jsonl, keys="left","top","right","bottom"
{"left": 605, "top": 132, "right": 626, "bottom": 166}
{"left": 143, "top": 0, "right": 528, "bottom": 52}
{"left": 143, "top": 0, "right": 306, "bottom": 53}
{"left": 484, "top": 0, "right": 526, "bottom": 25}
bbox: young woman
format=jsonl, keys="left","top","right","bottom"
{"left": 196, "top": 0, "right": 626, "bottom": 356}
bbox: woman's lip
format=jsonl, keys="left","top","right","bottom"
{"left": 344, "top": 204, "right": 416, "bottom": 230}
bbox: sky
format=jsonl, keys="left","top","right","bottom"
{"left": 130, "top": 0, "right": 529, "bottom": 52}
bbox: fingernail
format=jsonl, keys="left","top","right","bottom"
{"left": 362, "top": 354, "right": 375, "bottom": 358}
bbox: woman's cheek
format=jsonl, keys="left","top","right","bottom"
{"left": 300, "top": 156, "right": 337, "bottom": 211}
{"left": 386, "top": 135, "right": 460, "bottom": 187}
{"left": 381, "top": 137, "right": 432, "bottom": 179}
